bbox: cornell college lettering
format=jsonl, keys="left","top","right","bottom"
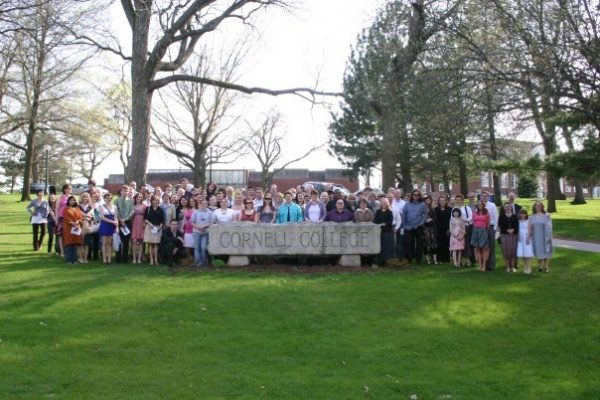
{"left": 217, "top": 230, "right": 371, "bottom": 251}
{"left": 208, "top": 223, "right": 381, "bottom": 263}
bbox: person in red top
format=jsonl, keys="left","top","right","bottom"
{"left": 471, "top": 200, "right": 491, "bottom": 271}
{"left": 240, "top": 200, "right": 257, "bottom": 222}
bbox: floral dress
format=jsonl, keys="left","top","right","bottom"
{"left": 449, "top": 216, "right": 466, "bottom": 251}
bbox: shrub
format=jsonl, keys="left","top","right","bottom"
{"left": 517, "top": 173, "right": 539, "bottom": 198}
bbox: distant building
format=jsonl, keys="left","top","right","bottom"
{"left": 103, "top": 168, "right": 358, "bottom": 193}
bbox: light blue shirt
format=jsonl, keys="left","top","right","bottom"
{"left": 275, "top": 202, "right": 304, "bottom": 224}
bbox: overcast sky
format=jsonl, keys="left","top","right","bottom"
{"left": 95, "top": 0, "right": 381, "bottom": 183}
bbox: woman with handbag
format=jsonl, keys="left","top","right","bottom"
{"left": 98, "top": 192, "right": 119, "bottom": 264}
{"left": 63, "top": 196, "right": 84, "bottom": 265}
{"left": 56, "top": 184, "right": 72, "bottom": 257}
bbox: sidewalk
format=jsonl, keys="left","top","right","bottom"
{"left": 554, "top": 239, "right": 600, "bottom": 253}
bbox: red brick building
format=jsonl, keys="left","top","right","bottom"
{"left": 103, "top": 168, "right": 359, "bottom": 193}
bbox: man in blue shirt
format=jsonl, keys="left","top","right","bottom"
{"left": 275, "top": 192, "right": 304, "bottom": 224}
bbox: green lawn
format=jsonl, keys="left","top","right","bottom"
{"left": 517, "top": 199, "right": 600, "bottom": 242}
{"left": 1, "top": 194, "right": 599, "bottom": 399}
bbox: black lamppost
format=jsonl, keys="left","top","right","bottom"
{"left": 44, "top": 146, "right": 50, "bottom": 194}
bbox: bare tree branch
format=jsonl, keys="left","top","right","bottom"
{"left": 150, "top": 74, "right": 343, "bottom": 99}
{"left": 120, "top": 0, "right": 135, "bottom": 30}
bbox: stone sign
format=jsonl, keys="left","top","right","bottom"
{"left": 207, "top": 222, "right": 381, "bottom": 266}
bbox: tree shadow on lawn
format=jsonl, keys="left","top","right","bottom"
{"left": 1, "top": 267, "right": 597, "bottom": 400}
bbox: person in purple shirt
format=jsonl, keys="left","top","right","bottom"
{"left": 325, "top": 199, "right": 354, "bottom": 222}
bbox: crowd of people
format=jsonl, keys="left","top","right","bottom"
{"left": 25, "top": 178, "right": 554, "bottom": 273}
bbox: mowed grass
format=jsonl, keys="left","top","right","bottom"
{"left": 0, "top": 194, "right": 599, "bottom": 399}
{"left": 517, "top": 198, "right": 600, "bottom": 242}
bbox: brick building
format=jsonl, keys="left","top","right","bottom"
{"left": 103, "top": 168, "right": 358, "bottom": 193}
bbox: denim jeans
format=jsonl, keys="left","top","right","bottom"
{"left": 193, "top": 233, "right": 209, "bottom": 266}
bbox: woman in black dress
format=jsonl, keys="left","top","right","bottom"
{"left": 422, "top": 195, "right": 438, "bottom": 264}
{"left": 435, "top": 195, "right": 452, "bottom": 263}
{"left": 144, "top": 195, "right": 165, "bottom": 265}
{"left": 374, "top": 198, "right": 395, "bottom": 264}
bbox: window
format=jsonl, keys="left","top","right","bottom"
{"left": 481, "top": 172, "right": 490, "bottom": 187}
{"left": 501, "top": 173, "right": 508, "bottom": 188}
{"left": 449, "top": 181, "right": 453, "bottom": 190}
{"left": 511, "top": 175, "right": 518, "bottom": 188}
{"left": 439, "top": 183, "right": 445, "bottom": 191}
{"left": 565, "top": 185, "right": 571, "bottom": 193}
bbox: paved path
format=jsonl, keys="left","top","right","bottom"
{"left": 554, "top": 239, "right": 600, "bottom": 253}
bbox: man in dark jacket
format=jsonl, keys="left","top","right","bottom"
{"left": 160, "top": 220, "right": 185, "bottom": 267}
{"left": 507, "top": 192, "right": 522, "bottom": 215}
{"left": 326, "top": 189, "right": 352, "bottom": 212}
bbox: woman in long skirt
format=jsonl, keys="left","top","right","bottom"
{"left": 374, "top": 198, "right": 395, "bottom": 264}
{"left": 422, "top": 196, "right": 438, "bottom": 264}
{"left": 529, "top": 201, "right": 553, "bottom": 272}
{"left": 499, "top": 203, "right": 519, "bottom": 272}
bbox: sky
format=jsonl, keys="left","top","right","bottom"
{"left": 95, "top": 0, "right": 382, "bottom": 184}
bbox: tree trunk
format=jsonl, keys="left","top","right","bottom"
{"left": 541, "top": 128, "right": 560, "bottom": 212}
{"left": 442, "top": 169, "right": 450, "bottom": 197}
{"left": 20, "top": 123, "right": 36, "bottom": 202}
{"left": 262, "top": 169, "right": 272, "bottom": 191}
{"left": 20, "top": 79, "right": 42, "bottom": 202}
{"left": 561, "top": 126, "right": 587, "bottom": 204}
{"left": 364, "top": 168, "right": 371, "bottom": 187}
{"left": 380, "top": 108, "right": 397, "bottom": 190}
{"left": 125, "top": 1, "right": 152, "bottom": 186}
{"left": 399, "top": 123, "right": 413, "bottom": 193}
{"left": 193, "top": 147, "right": 207, "bottom": 187}
{"left": 458, "top": 153, "right": 468, "bottom": 196}
{"left": 429, "top": 169, "right": 435, "bottom": 195}
{"left": 485, "top": 86, "right": 502, "bottom": 206}
{"left": 571, "top": 179, "right": 586, "bottom": 204}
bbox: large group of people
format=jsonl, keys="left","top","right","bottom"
{"left": 26, "top": 178, "right": 554, "bottom": 273}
